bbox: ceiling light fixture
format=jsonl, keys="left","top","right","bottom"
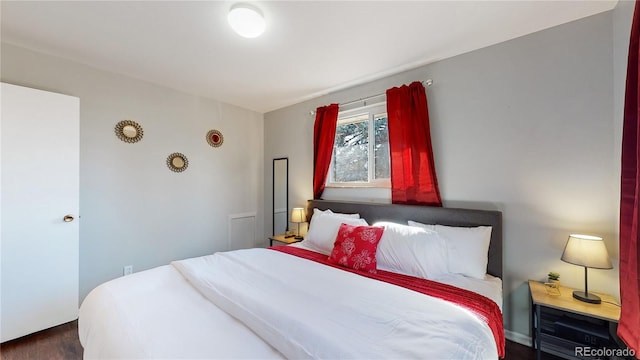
{"left": 228, "top": 3, "right": 266, "bottom": 38}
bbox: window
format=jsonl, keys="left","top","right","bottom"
{"left": 328, "top": 103, "right": 390, "bottom": 187}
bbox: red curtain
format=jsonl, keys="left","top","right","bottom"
{"left": 313, "top": 104, "right": 339, "bottom": 199}
{"left": 619, "top": 1, "right": 640, "bottom": 355}
{"left": 386, "top": 81, "right": 442, "bottom": 206}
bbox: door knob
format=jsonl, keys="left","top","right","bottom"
{"left": 63, "top": 215, "right": 74, "bottom": 222}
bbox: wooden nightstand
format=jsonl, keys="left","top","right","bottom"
{"left": 529, "top": 280, "right": 622, "bottom": 360}
{"left": 269, "top": 234, "right": 302, "bottom": 247}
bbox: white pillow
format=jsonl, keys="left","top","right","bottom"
{"left": 308, "top": 208, "right": 360, "bottom": 233}
{"left": 374, "top": 222, "right": 448, "bottom": 279}
{"left": 407, "top": 220, "right": 435, "bottom": 231}
{"left": 318, "top": 208, "right": 360, "bottom": 218}
{"left": 304, "top": 212, "right": 368, "bottom": 255}
{"left": 409, "top": 221, "right": 492, "bottom": 279}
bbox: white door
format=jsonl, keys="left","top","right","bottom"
{"left": 1, "top": 82, "right": 80, "bottom": 342}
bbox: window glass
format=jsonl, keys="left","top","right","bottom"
{"left": 328, "top": 103, "right": 389, "bottom": 187}
{"left": 374, "top": 113, "right": 389, "bottom": 180}
{"left": 332, "top": 114, "right": 369, "bottom": 182}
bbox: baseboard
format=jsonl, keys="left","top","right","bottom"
{"left": 505, "top": 329, "right": 532, "bottom": 347}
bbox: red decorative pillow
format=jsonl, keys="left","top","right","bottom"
{"left": 328, "top": 223, "right": 385, "bottom": 273}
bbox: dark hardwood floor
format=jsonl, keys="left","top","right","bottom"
{"left": 0, "top": 320, "right": 83, "bottom": 360}
{"left": 1, "top": 320, "right": 542, "bottom": 359}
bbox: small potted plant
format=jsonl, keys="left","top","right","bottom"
{"left": 547, "top": 271, "right": 560, "bottom": 286}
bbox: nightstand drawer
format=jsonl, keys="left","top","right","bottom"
{"left": 539, "top": 333, "right": 605, "bottom": 360}
{"left": 539, "top": 307, "right": 611, "bottom": 345}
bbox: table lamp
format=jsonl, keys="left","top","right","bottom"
{"left": 560, "top": 234, "right": 612, "bottom": 304}
{"left": 291, "top": 207, "right": 305, "bottom": 240}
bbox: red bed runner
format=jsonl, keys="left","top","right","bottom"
{"left": 271, "top": 245, "right": 505, "bottom": 358}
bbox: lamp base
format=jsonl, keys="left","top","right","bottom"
{"left": 572, "top": 291, "right": 601, "bottom": 304}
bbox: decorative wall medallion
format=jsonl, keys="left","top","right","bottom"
{"left": 115, "top": 120, "right": 143, "bottom": 143}
{"left": 206, "top": 129, "right": 224, "bottom": 148}
{"left": 167, "top": 152, "right": 189, "bottom": 172}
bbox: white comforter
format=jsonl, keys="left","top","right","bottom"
{"left": 79, "top": 265, "right": 284, "bottom": 359}
{"left": 172, "top": 248, "right": 499, "bottom": 359}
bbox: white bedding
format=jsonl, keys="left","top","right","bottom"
{"left": 79, "top": 246, "right": 503, "bottom": 359}
{"left": 291, "top": 241, "right": 504, "bottom": 310}
{"left": 79, "top": 265, "right": 283, "bottom": 359}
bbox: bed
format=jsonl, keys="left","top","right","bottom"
{"left": 78, "top": 199, "right": 504, "bottom": 359}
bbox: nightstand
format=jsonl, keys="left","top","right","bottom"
{"left": 269, "top": 234, "right": 302, "bottom": 247}
{"left": 529, "top": 280, "right": 622, "bottom": 360}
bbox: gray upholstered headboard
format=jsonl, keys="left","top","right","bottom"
{"left": 306, "top": 199, "right": 503, "bottom": 279}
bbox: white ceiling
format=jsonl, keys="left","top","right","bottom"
{"left": 1, "top": 1, "right": 618, "bottom": 113}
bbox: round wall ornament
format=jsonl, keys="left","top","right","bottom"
{"left": 167, "top": 152, "right": 189, "bottom": 172}
{"left": 206, "top": 129, "right": 224, "bottom": 148}
{"left": 115, "top": 120, "right": 143, "bottom": 143}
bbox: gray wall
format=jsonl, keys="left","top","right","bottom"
{"left": 1, "top": 43, "right": 265, "bottom": 300}
{"left": 265, "top": 8, "right": 630, "bottom": 341}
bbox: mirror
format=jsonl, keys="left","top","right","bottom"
{"left": 172, "top": 156, "right": 185, "bottom": 168}
{"left": 115, "top": 120, "right": 143, "bottom": 143}
{"left": 122, "top": 125, "right": 138, "bottom": 138}
{"left": 273, "top": 157, "right": 288, "bottom": 235}
{"left": 206, "top": 129, "right": 224, "bottom": 148}
{"left": 167, "top": 152, "right": 189, "bottom": 172}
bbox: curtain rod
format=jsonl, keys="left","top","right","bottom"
{"left": 309, "top": 79, "right": 433, "bottom": 116}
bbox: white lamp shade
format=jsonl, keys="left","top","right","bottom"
{"left": 291, "top": 207, "right": 305, "bottom": 223}
{"left": 561, "top": 234, "right": 612, "bottom": 269}
{"left": 228, "top": 3, "right": 266, "bottom": 38}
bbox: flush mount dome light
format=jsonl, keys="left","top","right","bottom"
{"left": 228, "top": 3, "right": 266, "bottom": 38}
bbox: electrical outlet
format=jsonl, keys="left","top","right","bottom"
{"left": 123, "top": 265, "right": 133, "bottom": 276}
